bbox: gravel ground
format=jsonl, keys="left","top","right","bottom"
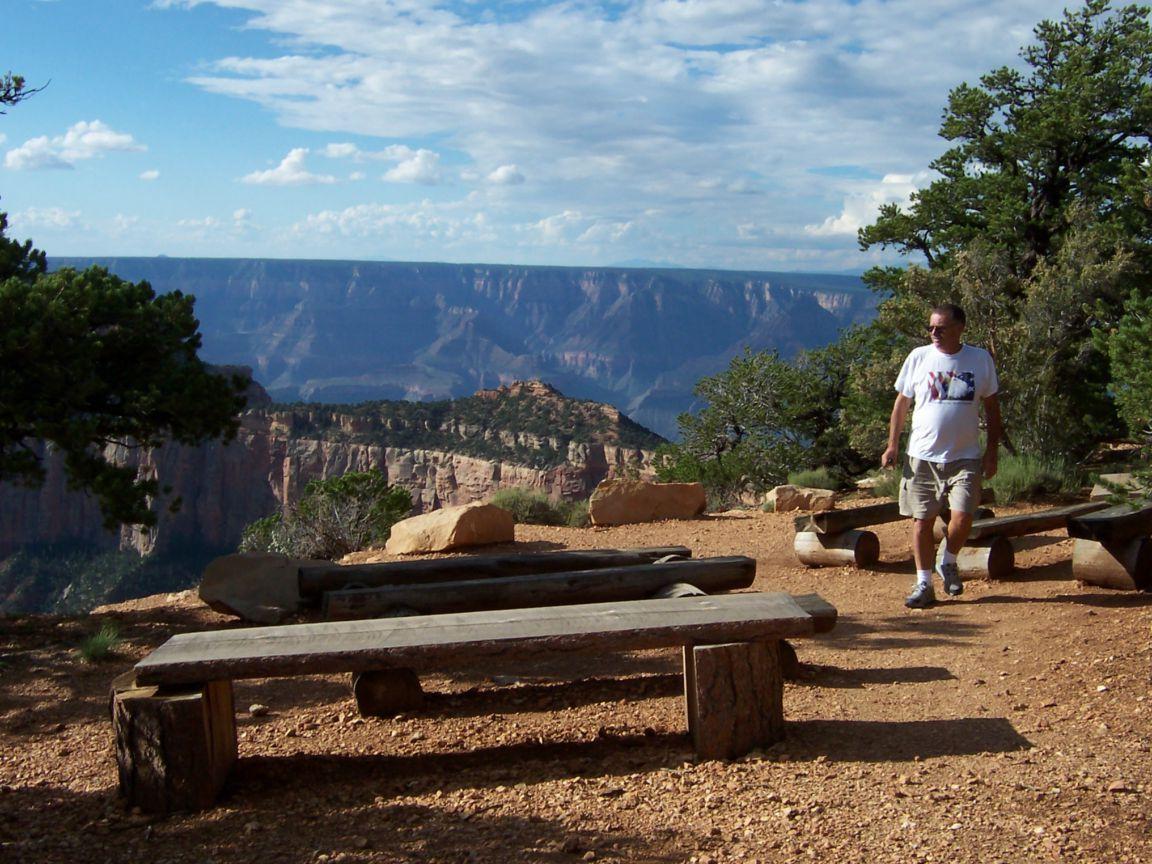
{"left": 2, "top": 504, "right": 1151, "bottom": 863}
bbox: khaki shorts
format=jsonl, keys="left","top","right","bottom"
{"left": 898, "top": 457, "right": 982, "bottom": 520}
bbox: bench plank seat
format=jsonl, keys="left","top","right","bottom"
{"left": 1067, "top": 503, "right": 1152, "bottom": 545}
{"left": 793, "top": 502, "right": 903, "bottom": 535}
{"left": 134, "top": 592, "right": 820, "bottom": 687}
{"left": 966, "top": 501, "right": 1109, "bottom": 541}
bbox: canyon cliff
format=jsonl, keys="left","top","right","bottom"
{"left": 0, "top": 381, "right": 663, "bottom": 563}
{"left": 52, "top": 258, "right": 878, "bottom": 439}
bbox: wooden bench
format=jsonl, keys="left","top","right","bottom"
{"left": 111, "top": 591, "right": 837, "bottom": 814}
{"left": 793, "top": 502, "right": 901, "bottom": 568}
{"left": 952, "top": 501, "right": 1110, "bottom": 580}
{"left": 792, "top": 501, "right": 991, "bottom": 568}
{"left": 1067, "top": 503, "right": 1152, "bottom": 591}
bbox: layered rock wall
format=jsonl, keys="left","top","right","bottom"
{"left": 0, "top": 409, "right": 653, "bottom": 558}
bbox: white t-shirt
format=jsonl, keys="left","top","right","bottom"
{"left": 894, "top": 343, "right": 999, "bottom": 462}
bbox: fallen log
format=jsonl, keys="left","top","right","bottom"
{"left": 299, "top": 546, "right": 692, "bottom": 600}
{"left": 321, "top": 556, "right": 755, "bottom": 619}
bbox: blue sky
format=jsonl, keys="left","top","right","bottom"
{"left": 2, "top": 0, "right": 1068, "bottom": 271}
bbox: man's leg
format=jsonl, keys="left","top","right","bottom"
{"left": 942, "top": 511, "right": 975, "bottom": 555}
{"left": 937, "top": 461, "right": 982, "bottom": 596}
{"left": 901, "top": 458, "right": 943, "bottom": 608}
{"left": 913, "top": 517, "right": 938, "bottom": 571}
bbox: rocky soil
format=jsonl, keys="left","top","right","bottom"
{"left": 2, "top": 503, "right": 1151, "bottom": 863}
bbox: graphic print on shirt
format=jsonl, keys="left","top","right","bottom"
{"left": 926, "top": 371, "right": 976, "bottom": 402}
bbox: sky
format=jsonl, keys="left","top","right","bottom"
{"left": 1, "top": 0, "right": 1071, "bottom": 272}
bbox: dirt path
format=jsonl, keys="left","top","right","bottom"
{"left": 2, "top": 506, "right": 1151, "bottom": 863}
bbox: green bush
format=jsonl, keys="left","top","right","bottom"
{"left": 79, "top": 620, "right": 122, "bottom": 663}
{"left": 490, "top": 488, "right": 568, "bottom": 525}
{"left": 869, "top": 470, "right": 902, "bottom": 501}
{"left": 490, "top": 488, "right": 590, "bottom": 527}
{"left": 987, "top": 453, "right": 1080, "bottom": 505}
{"left": 564, "top": 499, "right": 591, "bottom": 528}
{"left": 240, "top": 471, "right": 413, "bottom": 559}
{"left": 787, "top": 467, "right": 842, "bottom": 490}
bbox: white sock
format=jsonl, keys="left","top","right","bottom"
{"left": 940, "top": 548, "right": 958, "bottom": 566}
{"left": 916, "top": 569, "right": 933, "bottom": 588}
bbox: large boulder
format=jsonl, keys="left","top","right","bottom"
{"left": 588, "top": 480, "right": 706, "bottom": 526}
{"left": 766, "top": 485, "right": 837, "bottom": 513}
{"left": 198, "top": 552, "right": 310, "bottom": 624}
{"left": 385, "top": 501, "right": 515, "bottom": 554}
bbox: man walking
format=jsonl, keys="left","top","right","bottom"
{"left": 881, "top": 303, "right": 1003, "bottom": 608}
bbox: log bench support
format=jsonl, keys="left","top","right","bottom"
{"left": 684, "top": 640, "right": 784, "bottom": 760}
{"left": 1072, "top": 537, "right": 1152, "bottom": 591}
{"left": 955, "top": 536, "right": 1015, "bottom": 582}
{"left": 793, "top": 530, "right": 880, "bottom": 568}
{"left": 352, "top": 668, "right": 426, "bottom": 716}
{"left": 110, "top": 674, "right": 236, "bottom": 814}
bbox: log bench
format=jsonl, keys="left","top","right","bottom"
{"left": 793, "top": 502, "right": 902, "bottom": 568}
{"left": 111, "top": 591, "right": 837, "bottom": 814}
{"left": 949, "top": 501, "right": 1111, "bottom": 581}
{"left": 1067, "top": 503, "right": 1152, "bottom": 591}
{"left": 792, "top": 500, "right": 992, "bottom": 568}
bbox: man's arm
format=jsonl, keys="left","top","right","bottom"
{"left": 881, "top": 393, "right": 912, "bottom": 469}
{"left": 982, "top": 393, "right": 1002, "bottom": 479}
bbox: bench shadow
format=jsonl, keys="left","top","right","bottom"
{"left": 797, "top": 664, "right": 956, "bottom": 688}
{"left": 819, "top": 613, "right": 987, "bottom": 650}
{"left": 425, "top": 674, "right": 683, "bottom": 718}
{"left": 969, "top": 591, "right": 1152, "bottom": 608}
{"left": 786, "top": 717, "right": 1032, "bottom": 761}
{"left": 1011, "top": 535, "right": 1070, "bottom": 553}
{"left": 236, "top": 733, "right": 691, "bottom": 798}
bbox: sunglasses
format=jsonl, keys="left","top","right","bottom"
{"left": 926, "top": 323, "right": 956, "bottom": 334}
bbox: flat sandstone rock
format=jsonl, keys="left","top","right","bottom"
{"left": 385, "top": 501, "right": 515, "bottom": 554}
{"left": 588, "top": 479, "right": 706, "bottom": 526}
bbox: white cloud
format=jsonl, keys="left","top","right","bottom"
{"left": 11, "top": 206, "right": 82, "bottom": 230}
{"left": 143, "top": 1, "right": 1068, "bottom": 266}
{"left": 140, "top": 169, "right": 161, "bottom": 181}
{"left": 383, "top": 148, "right": 442, "bottom": 184}
{"left": 242, "top": 147, "right": 337, "bottom": 185}
{"left": 296, "top": 199, "right": 496, "bottom": 248}
{"left": 805, "top": 172, "right": 931, "bottom": 237}
{"left": 531, "top": 210, "right": 586, "bottom": 243}
{"left": 487, "top": 164, "right": 525, "bottom": 186}
{"left": 5, "top": 120, "right": 144, "bottom": 170}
